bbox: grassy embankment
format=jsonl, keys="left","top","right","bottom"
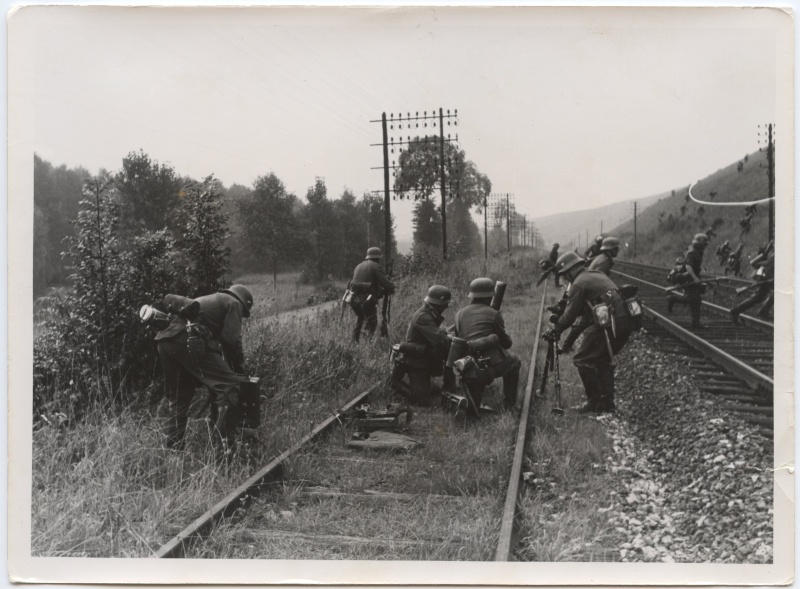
{"left": 32, "top": 255, "right": 540, "bottom": 558}
{"left": 613, "top": 150, "right": 770, "bottom": 269}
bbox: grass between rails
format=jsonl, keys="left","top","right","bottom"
{"left": 31, "top": 254, "right": 541, "bottom": 558}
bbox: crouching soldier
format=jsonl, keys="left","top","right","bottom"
{"left": 349, "top": 247, "right": 395, "bottom": 342}
{"left": 154, "top": 284, "right": 254, "bottom": 456}
{"left": 390, "top": 286, "right": 453, "bottom": 406}
{"left": 542, "top": 253, "right": 633, "bottom": 414}
{"left": 452, "top": 278, "right": 521, "bottom": 415}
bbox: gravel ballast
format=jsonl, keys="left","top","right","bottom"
{"left": 602, "top": 330, "right": 773, "bottom": 563}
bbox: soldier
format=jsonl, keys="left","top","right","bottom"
{"left": 349, "top": 247, "right": 395, "bottom": 342}
{"left": 390, "top": 285, "right": 453, "bottom": 406}
{"left": 666, "top": 233, "right": 709, "bottom": 329}
{"left": 155, "top": 284, "right": 254, "bottom": 455}
{"left": 726, "top": 243, "right": 744, "bottom": 277}
{"left": 584, "top": 235, "right": 604, "bottom": 261}
{"left": 730, "top": 243, "right": 774, "bottom": 323}
{"left": 542, "top": 253, "right": 634, "bottom": 414}
{"left": 716, "top": 240, "right": 732, "bottom": 267}
{"left": 452, "top": 277, "right": 521, "bottom": 414}
{"left": 546, "top": 243, "right": 561, "bottom": 287}
{"left": 589, "top": 236, "right": 620, "bottom": 276}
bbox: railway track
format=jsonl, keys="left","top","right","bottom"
{"left": 614, "top": 259, "right": 768, "bottom": 316}
{"left": 155, "top": 284, "right": 549, "bottom": 560}
{"left": 609, "top": 265, "right": 773, "bottom": 433}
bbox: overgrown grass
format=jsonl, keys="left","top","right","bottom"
{"left": 515, "top": 291, "right": 625, "bottom": 562}
{"left": 233, "top": 271, "right": 343, "bottom": 316}
{"left": 32, "top": 254, "right": 539, "bottom": 558}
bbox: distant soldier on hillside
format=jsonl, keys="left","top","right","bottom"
{"left": 347, "top": 247, "right": 395, "bottom": 342}
{"left": 667, "top": 233, "right": 710, "bottom": 329}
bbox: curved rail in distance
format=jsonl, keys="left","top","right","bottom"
{"left": 615, "top": 259, "right": 750, "bottom": 289}
{"left": 495, "top": 279, "right": 549, "bottom": 561}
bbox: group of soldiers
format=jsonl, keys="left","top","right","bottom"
{"left": 667, "top": 233, "right": 774, "bottom": 327}
{"left": 345, "top": 247, "right": 520, "bottom": 418}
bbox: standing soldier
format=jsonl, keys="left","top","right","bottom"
{"left": 584, "top": 235, "right": 604, "bottom": 261}
{"left": 348, "top": 247, "right": 395, "bottom": 342}
{"left": 154, "top": 284, "right": 254, "bottom": 456}
{"left": 542, "top": 253, "right": 634, "bottom": 414}
{"left": 546, "top": 243, "right": 561, "bottom": 287}
{"left": 726, "top": 243, "right": 744, "bottom": 277}
{"left": 730, "top": 242, "right": 774, "bottom": 323}
{"left": 589, "top": 236, "right": 620, "bottom": 276}
{"left": 452, "top": 278, "right": 521, "bottom": 414}
{"left": 390, "top": 285, "right": 453, "bottom": 406}
{"left": 716, "top": 240, "right": 732, "bottom": 267}
{"left": 667, "top": 233, "right": 709, "bottom": 329}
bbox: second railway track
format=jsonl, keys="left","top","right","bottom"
{"left": 610, "top": 263, "right": 773, "bottom": 432}
{"left": 155, "top": 284, "right": 549, "bottom": 560}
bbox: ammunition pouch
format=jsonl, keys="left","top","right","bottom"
{"left": 625, "top": 297, "right": 644, "bottom": 330}
{"left": 186, "top": 322, "right": 211, "bottom": 363}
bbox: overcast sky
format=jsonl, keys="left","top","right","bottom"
{"left": 16, "top": 6, "right": 787, "bottom": 239}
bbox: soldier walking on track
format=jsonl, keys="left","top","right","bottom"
{"left": 545, "top": 243, "right": 561, "bottom": 287}
{"left": 731, "top": 242, "right": 774, "bottom": 323}
{"left": 666, "top": 233, "right": 710, "bottom": 329}
{"left": 154, "top": 284, "right": 254, "bottom": 457}
{"left": 390, "top": 285, "right": 454, "bottom": 406}
{"left": 452, "top": 278, "right": 521, "bottom": 414}
{"left": 348, "top": 247, "right": 395, "bottom": 342}
{"left": 543, "top": 253, "right": 634, "bottom": 414}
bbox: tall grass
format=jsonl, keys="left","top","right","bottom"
{"left": 32, "top": 254, "right": 539, "bottom": 557}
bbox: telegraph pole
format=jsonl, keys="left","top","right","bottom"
{"left": 484, "top": 189, "right": 488, "bottom": 260}
{"left": 633, "top": 201, "right": 638, "bottom": 258}
{"left": 438, "top": 108, "right": 448, "bottom": 260}
{"left": 506, "top": 193, "right": 511, "bottom": 251}
{"left": 767, "top": 123, "right": 775, "bottom": 242}
{"left": 381, "top": 113, "right": 391, "bottom": 272}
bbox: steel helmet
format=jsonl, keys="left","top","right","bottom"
{"left": 366, "top": 247, "right": 382, "bottom": 260}
{"left": 600, "top": 236, "right": 620, "bottom": 252}
{"left": 554, "top": 251, "right": 585, "bottom": 275}
{"left": 692, "top": 233, "right": 709, "bottom": 246}
{"left": 595, "top": 235, "right": 604, "bottom": 244}
{"left": 221, "top": 284, "right": 254, "bottom": 318}
{"left": 552, "top": 243, "right": 560, "bottom": 249}
{"left": 468, "top": 277, "right": 495, "bottom": 299}
{"left": 424, "top": 285, "right": 452, "bottom": 307}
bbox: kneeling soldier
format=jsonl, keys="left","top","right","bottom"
{"left": 390, "top": 285, "right": 453, "bottom": 405}
{"left": 452, "top": 278, "right": 521, "bottom": 415}
{"left": 543, "top": 253, "right": 633, "bottom": 414}
{"left": 155, "top": 284, "right": 254, "bottom": 455}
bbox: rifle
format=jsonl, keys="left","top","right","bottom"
{"left": 665, "top": 278, "right": 720, "bottom": 293}
{"left": 536, "top": 267, "right": 553, "bottom": 287}
{"left": 536, "top": 340, "right": 564, "bottom": 415}
{"left": 735, "top": 279, "right": 774, "bottom": 295}
{"left": 341, "top": 281, "right": 352, "bottom": 322}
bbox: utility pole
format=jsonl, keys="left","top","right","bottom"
{"left": 767, "top": 123, "right": 775, "bottom": 242}
{"left": 381, "top": 113, "right": 391, "bottom": 272}
{"left": 633, "top": 201, "right": 638, "bottom": 258}
{"left": 506, "top": 193, "right": 511, "bottom": 251}
{"left": 600, "top": 220, "right": 603, "bottom": 234}
{"left": 484, "top": 189, "right": 488, "bottom": 260}
{"left": 438, "top": 108, "right": 448, "bottom": 260}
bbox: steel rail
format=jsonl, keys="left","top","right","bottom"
{"left": 612, "top": 269, "right": 773, "bottom": 332}
{"left": 641, "top": 304, "right": 772, "bottom": 392}
{"left": 495, "top": 279, "right": 548, "bottom": 561}
{"left": 615, "top": 259, "right": 750, "bottom": 288}
{"left": 154, "top": 384, "right": 379, "bottom": 558}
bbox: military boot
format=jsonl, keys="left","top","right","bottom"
{"left": 596, "top": 364, "right": 617, "bottom": 414}
{"left": 574, "top": 367, "right": 602, "bottom": 413}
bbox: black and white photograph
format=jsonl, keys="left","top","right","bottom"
{"left": 8, "top": 5, "right": 793, "bottom": 585}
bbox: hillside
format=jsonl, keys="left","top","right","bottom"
{"left": 533, "top": 192, "right": 663, "bottom": 253}
{"left": 610, "top": 150, "right": 771, "bottom": 270}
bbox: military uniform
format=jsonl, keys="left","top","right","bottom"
{"left": 552, "top": 269, "right": 633, "bottom": 412}
{"left": 547, "top": 246, "right": 561, "bottom": 287}
{"left": 731, "top": 252, "right": 774, "bottom": 321}
{"left": 350, "top": 259, "right": 395, "bottom": 341}
{"left": 453, "top": 301, "right": 520, "bottom": 415}
{"left": 391, "top": 304, "right": 452, "bottom": 405}
{"left": 156, "top": 292, "right": 246, "bottom": 450}
{"left": 584, "top": 242, "right": 602, "bottom": 261}
{"left": 668, "top": 246, "right": 705, "bottom": 327}
{"left": 588, "top": 252, "right": 613, "bottom": 276}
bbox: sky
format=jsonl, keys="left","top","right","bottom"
{"left": 13, "top": 6, "right": 788, "bottom": 241}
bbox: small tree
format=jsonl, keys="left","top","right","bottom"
{"left": 179, "top": 176, "right": 231, "bottom": 296}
